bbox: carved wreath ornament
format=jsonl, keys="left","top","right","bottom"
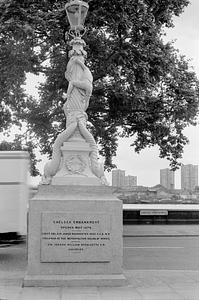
{"left": 65, "top": 155, "right": 86, "bottom": 175}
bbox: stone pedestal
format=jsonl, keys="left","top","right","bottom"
{"left": 24, "top": 185, "right": 126, "bottom": 287}
{"left": 51, "top": 139, "right": 101, "bottom": 186}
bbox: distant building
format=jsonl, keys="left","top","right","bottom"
{"left": 112, "top": 169, "right": 125, "bottom": 187}
{"left": 124, "top": 175, "right": 137, "bottom": 187}
{"left": 160, "top": 168, "right": 175, "bottom": 190}
{"left": 181, "top": 164, "right": 198, "bottom": 191}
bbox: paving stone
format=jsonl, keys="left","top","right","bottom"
{"left": 61, "top": 287, "right": 101, "bottom": 300}
{"left": 98, "top": 286, "right": 143, "bottom": 300}
{"left": 19, "top": 287, "right": 61, "bottom": 300}
{"left": 169, "top": 283, "right": 199, "bottom": 300}
{"left": 136, "top": 286, "right": 183, "bottom": 300}
{"left": 0, "top": 286, "right": 22, "bottom": 300}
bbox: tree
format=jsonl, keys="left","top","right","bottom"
{"left": 0, "top": 0, "right": 198, "bottom": 175}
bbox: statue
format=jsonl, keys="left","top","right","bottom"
{"left": 41, "top": 37, "right": 108, "bottom": 185}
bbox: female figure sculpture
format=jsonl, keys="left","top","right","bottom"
{"left": 42, "top": 38, "right": 108, "bottom": 185}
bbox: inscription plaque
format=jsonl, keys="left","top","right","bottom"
{"left": 41, "top": 212, "right": 111, "bottom": 262}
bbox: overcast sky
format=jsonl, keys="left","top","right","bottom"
{"left": 27, "top": 0, "right": 199, "bottom": 187}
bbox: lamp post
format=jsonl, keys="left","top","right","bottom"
{"left": 64, "top": 0, "right": 89, "bottom": 62}
{"left": 41, "top": 0, "right": 108, "bottom": 185}
{"left": 24, "top": 1, "right": 124, "bottom": 288}
{"left": 65, "top": 0, "right": 89, "bottom": 37}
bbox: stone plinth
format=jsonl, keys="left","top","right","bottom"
{"left": 51, "top": 140, "right": 101, "bottom": 186}
{"left": 24, "top": 185, "right": 126, "bottom": 287}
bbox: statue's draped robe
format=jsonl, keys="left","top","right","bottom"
{"left": 64, "top": 58, "right": 92, "bottom": 116}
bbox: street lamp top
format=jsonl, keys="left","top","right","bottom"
{"left": 65, "top": 0, "right": 89, "bottom": 33}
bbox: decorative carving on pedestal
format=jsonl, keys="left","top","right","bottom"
{"left": 65, "top": 155, "right": 86, "bottom": 175}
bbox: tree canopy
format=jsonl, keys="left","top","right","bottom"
{"left": 0, "top": 0, "right": 199, "bottom": 175}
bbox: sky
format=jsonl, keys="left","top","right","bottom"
{"left": 26, "top": 0, "right": 199, "bottom": 188}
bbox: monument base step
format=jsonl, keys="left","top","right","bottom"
{"left": 23, "top": 273, "right": 126, "bottom": 287}
{"left": 51, "top": 176, "right": 101, "bottom": 186}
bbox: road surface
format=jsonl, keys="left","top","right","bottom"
{"left": 123, "top": 236, "right": 199, "bottom": 270}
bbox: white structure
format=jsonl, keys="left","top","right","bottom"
{"left": 124, "top": 175, "right": 137, "bottom": 187}
{"left": 0, "top": 151, "right": 29, "bottom": 235}
{"left": 181, "top": 164, "right": 198, "bottom": 191}
{"left": 41, "top": 39, "right": 108, "bottom": 186}
{"left": 112, "top": 169, "right": 125, "bottom": 187}
{"left": 24, "top": 1, "right": 125, "bottom": 286}
{"left": 160, "top": 168, "right": 175, "bottom": 189}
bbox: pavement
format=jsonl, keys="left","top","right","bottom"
{"left": 1, "top": 226, "right": 199, "bottom": 300}
{"left": 1, "top": 269, "right": 199, "bottom": 300}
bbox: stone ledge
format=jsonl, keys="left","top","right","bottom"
{"left": 51, "top": 176, "right": 101, "bottom": 186}
{"left": 23, "top": 273, "right": 126, "bottom": 287}
{"left": 32, "top": 185, "right": 119, "bottom": 201}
